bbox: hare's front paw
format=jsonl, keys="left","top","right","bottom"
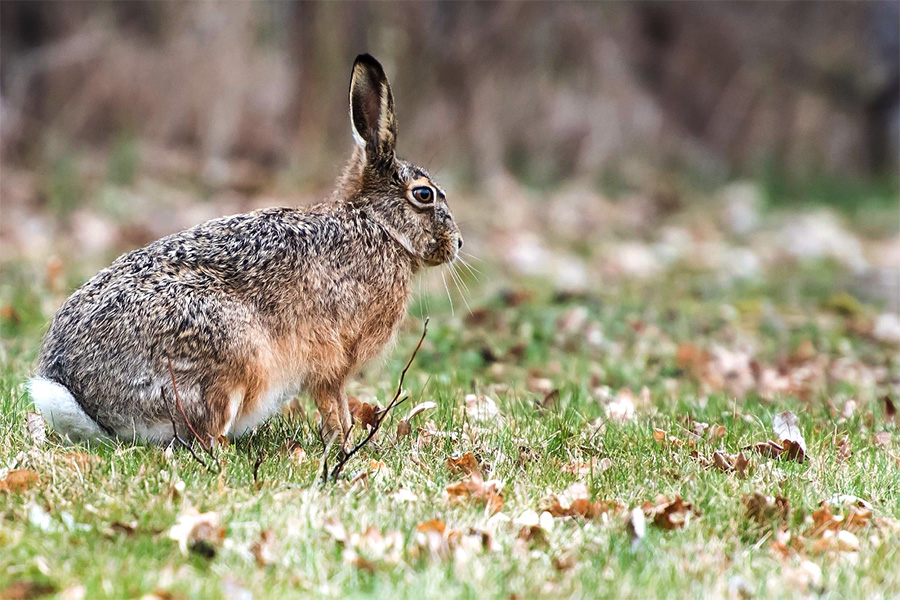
{"left": 319, "top": 410, "right": 352, "bottom": 453}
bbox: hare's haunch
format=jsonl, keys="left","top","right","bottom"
{"left": 29, "top": 54, "right": 462, "bottom": 448}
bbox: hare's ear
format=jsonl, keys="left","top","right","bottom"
{"left": 349, "top": 54, "right": 397, "bottom": 165}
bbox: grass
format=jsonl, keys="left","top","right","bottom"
{"left": 1, "top": 258, "right": 898, "bottom": 599}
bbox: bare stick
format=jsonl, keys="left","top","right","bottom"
{"left": 326, "top": 318, "right": 429, "bottom": 482}
{"left": 253, "top": 449, "right": 266, "bottom": 487}
{"left": 164, "top": 389, "right": 210, "bottom": 470}
{"left": 166, "top": 357, "right": 209, "bottom": 450}
{"left": 166, "top": 357, "right": 220, "bottom": 471}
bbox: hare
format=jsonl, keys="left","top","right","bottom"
{"left": 28, "top": 54, "right": 462, "bottom": 449}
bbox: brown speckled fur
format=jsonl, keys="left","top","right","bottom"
{"left": 34, "top": 54, "right": 462, "bottom": 448}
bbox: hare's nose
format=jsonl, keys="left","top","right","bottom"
{"left": 457, "top": 238, "right": 464, "bottom": 250}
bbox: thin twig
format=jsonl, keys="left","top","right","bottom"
{"left": 325, "top": 318, "right": 429, "bottom": 483}
{"left": 165, "top": 357, "right": 220, "bottom": 471}
{"left": 253, "top": 449, "right": 266, "bottom": 488}
{"left": 167, "top": 357, "right": 209, "bottom": 450}
{"left": 164, "top": 389, "right": 210, "bottom": 470}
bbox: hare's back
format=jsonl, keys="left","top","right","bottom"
{"left": 37, "top": 242, "right": 261, "bottom": 434}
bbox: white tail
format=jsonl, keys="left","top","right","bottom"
{"left": 27, "top": 377, "right": 106, "bottom": 441}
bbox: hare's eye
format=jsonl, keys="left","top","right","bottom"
{"left": 410, "top": 186, "right": 434, "bottom": 204}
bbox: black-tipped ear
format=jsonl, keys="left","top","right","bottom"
{"left": 349, "top": 54, "right": 397, "bottom": 164}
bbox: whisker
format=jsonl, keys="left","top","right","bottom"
{"left": 440, "top": 270, "right": 455, "bottom": 316}
{"left": 456, "top": 256, "right": 482, "bottom": 279}
{"left": 448, "top": 264, "right": 474, "bottom": 315}
{"left": 416, "top": 276, "right": 430, "bottom": 319}
{"left": 461, "top": 251, "right": 486, "bottom": 265}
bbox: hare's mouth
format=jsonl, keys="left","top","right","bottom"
{"left": 423, "top": 256, "right": 448, "bottom": 267}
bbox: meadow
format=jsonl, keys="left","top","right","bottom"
{"left": 1, "top": 230, "right": 898, "bottom": 598}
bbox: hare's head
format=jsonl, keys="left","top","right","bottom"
{"left": 340, "top": 54, "right": 462, "bottom": 267}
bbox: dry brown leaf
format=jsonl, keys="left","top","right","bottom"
{"left": 703, "top": 450, "right": 750, "bottom": 477}
{"left": 444, "top": 471, "right": 503, "bottom": 514}
{"left": 25, "top": 412, "right": 46, "bottom": 447}
{"left": 514, "top": 509, "right": 553, "bottom": 546}
{"left": 773, "top": 411, "right": 807, "bottom": 456}
{"left": 539, "top": 489, "right": 623, "bottom": 520}
{"left": 771, "top": 529, "right": 792, "bottom": 559}
{"left": 353, "top": 402, "right": 380, "bottom": 430}
{"left": 397, "top": 401, "right": 437, "bottom": 438}
{"left": 627, "top": 507, "right": 646, "bottom": 546}
{"left": 465, "top": 394, "right": 501, "bottom": 422}
{"left": 64, "top": 453, "right": 100, "bottom": 471}
{"left": 416, "top": 519, "right": 447, "bottom": 535}
{"left": 812, "top": 529, "right": 860, "bottom": 553}
{"left": 884, "top": 396, "right": 897, "bottom": 422}
{"left": 836, "top": 436, "right": 852, "bottom": 464}
{"left": 563, "top": 456, "right": 612, "bottom": 477}
{"left": 1, "top": 581, "right": 57, "bottom": 600}
{"left": 251, "top": 529, "right": 277, "bottom": 568}
{"left": 642, "top": 495, "right": 696, "bottom": 530}
{"left": 283, "top": 439, "right": 307, "bottom": 464}
{"left": 810, "top": 497, "right": 872, "bottom": 535}
{"left": 168, "top": 508, "right": 224, "bottom": 557}
{"left": 709, "top": 424, "right": 727, "bottom": 441}
{"left": 653, "top": 428, "right": 683, "bottom": 447}
{"left": 744, "top": 492, "right": 790, "bottom": 524}
{"left": 445, "top": 452, "right": 480, "bottom": 475}
{"left": 0, "top": 470, "right": 40, "bottom": 493}
{"left": 535, "top": 388, "right": 560, "bottom": 411}
{"left": 874, "top": 431, "right": 891, "bottom": 447}
{"left": 744, "top": 439, "right": 806, "bottom": 464}
{"left": 676, "top": 343, "right": 710, "bottom": 376}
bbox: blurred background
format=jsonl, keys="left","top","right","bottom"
{"left": 1, "top": 1, "right": 898, "bottom": 310}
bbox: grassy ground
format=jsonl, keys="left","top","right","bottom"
{"left": 1, "top": 258, "right": 898, "bottom": 599}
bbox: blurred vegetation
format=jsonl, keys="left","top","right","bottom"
{"left": 1, "top": 1, "right": 897, "bottom": 195}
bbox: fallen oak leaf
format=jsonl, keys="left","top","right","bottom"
{"left": 416, "top": 519, "right": 447, "bottom": 535}
{"left": 445, "top": 452, "right": 480, "bottom": 475}
{"left": 64, "top": 453, "right": 100, "bottom": 471}
{"left": 539, "top": 488, "right": 624, "bottom": 520}
{"left": 562, "top": 456, "right": 612, "bottom": 477}
{"left": 642, "top": 495, "right": 697, "bottom": 530}
{"left": 0, "top": 580, "right": 57, "bottom": 600}
{"left": 709, "top": 424, "right": 727, "bottom": 441}
{"left": 397, "top": 401, "right": 437, "bottom": 439}
{"left": 251, "top": 529, "right": 277, "bottom": 568}
{"left": 25, "top": 412, "right": 46, "bottom": 447}
{"left": 168, "top": 507, "right": 224, "bottom": 557}
{"left": 352, "top": 402, "right": 380, "bottom": 430}
{"left": 465, "top": 394, "right": 501, "bottom": 422}
{"left": 773, "top": 411, "right": 807, "bottom": 455}
{"left": 0, "top": 469, "right": 40, "bottom": 493}
{"left": 744, "top": 439, "right": 806, "bottom": 464}
{"left": 743, "top": 492, "right": 790, "bottom": 524}
{"left": 514, "top": 509, "right": 553, "bottom": 545}
{"left": 835, "top": 436, "right": 852, "bottom": 464}
{"left": 653, "top": 428, "right": 684, "bottom": 447}
{"left": 627, "top": 507, "right": 646, "bottom": 549}
{"left": 812, "top": 529, "right": 860, "bottom": 554}
{"left": 282, "top": 439, "right": 307, "bottom": 464}
{"left": 444, "top": 471, "right": 503, "bottom": 514}
{"left": 535, "top": 389, "right": 559, "bottom": 412}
